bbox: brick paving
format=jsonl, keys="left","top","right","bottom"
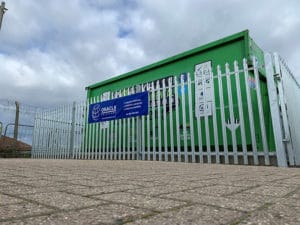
{"left": 0, "top": 159, "right": 299, "bottom": 225}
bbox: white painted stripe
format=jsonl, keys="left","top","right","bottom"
{"left": 203, "top": 68, "right": 211, "bottom": 164}
{"left": 157, "top": 80, "right": 162, "bottom": 161}
{"left": 152, "top": 82, "right": 156, "bottom": 161}
{"left": 162, "top": 79, "right": 168, "bottom": 161}
{"left": 210, "top": 67, "right": 219, "bottom": 163}
{"left": 217, "top": 65, "right": 229, "bottom": 164}
{"left": 187, "top": 73, "right": 195, "bottom": 162}
{"left": 174, "top": 76, "right": 181, "bottom": 162}
{"left": 226, "top": 63, "right": 238, "bottom": 164}
{"left": 243, "top": 59, "right": 258, "bottom": 165}
{"left": 168, "top": 77, "right": 175, "bottom": 162}
{"left": 147, "top": 83, "right": 151, "bottom": 160}
{"left": 234, "top": 61, "right": 248, "bottom": 164}
{"left": 252, "top": 57, "right": 270, "bottom": 165}
{"left": 181, "top": 75, "right": 188, "bottom": 162}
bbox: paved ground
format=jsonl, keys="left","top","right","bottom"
{"left": 0, "top": 159, "right": 299, "bottom": 225}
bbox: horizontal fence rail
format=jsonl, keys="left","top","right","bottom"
{"left": 32, "top": 57, "right": 293, "bottom": 166}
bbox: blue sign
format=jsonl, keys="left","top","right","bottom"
{"left": 88, "top": 91, "right": 149, "bottom": 123}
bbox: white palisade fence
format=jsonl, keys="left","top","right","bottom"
{"left": 32, "top": 55, "right": 300, "bottom": 167}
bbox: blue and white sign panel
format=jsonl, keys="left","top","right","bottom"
{"left": 88, "top": 91, "right": 149, "bottom": 123}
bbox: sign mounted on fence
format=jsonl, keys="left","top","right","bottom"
{"left": 194, "top": 61, "right": 213, "bottom": 118}
{"left": 88, "top": 91, "right": 149, "bottom": 123}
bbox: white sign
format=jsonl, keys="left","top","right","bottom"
{"left": 195, "top": 61, "right": 213, "bottom": 118}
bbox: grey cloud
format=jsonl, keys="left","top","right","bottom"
{"left": 0, "top": 0, "right": 299, "bottom": 107}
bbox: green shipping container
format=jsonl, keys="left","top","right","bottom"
{"left": 85, "top": 30, "right": 275, "bottom": 164}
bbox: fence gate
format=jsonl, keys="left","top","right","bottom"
{"left": 264, "top": 53, "right": 300, "bottom": 166}
{"left": 32, "top": 55, "right": 299, "bottom": 167}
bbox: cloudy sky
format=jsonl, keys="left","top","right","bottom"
{"left": 0, "top": 0, "right": 299, "bottom": 106}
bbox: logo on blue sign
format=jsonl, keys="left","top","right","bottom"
{"left": 91, "top": 104, "right": 101, "bottom": 121}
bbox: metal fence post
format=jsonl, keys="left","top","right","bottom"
{"left": 136, "top": 85, "right": 142, "bottom": 160}
{"left": 264, "top": 53, "right": 287, "bottom": 167}
{"left": 13, "top": 101, "right": 20, "bottom": 140}
{"left": 69, "top": 101, "right": 76, "bottom": 159}
{"left": 0, "top": 1, "right": 7, "bottom": 31}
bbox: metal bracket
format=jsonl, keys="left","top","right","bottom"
{"left": 274, "top": 73, "right": 281, "bottom": 80}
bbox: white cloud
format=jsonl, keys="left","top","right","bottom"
{"left": 0, "top": 0, "right": 299, "bottom": 107}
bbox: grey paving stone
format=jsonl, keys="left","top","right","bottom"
{"left": 107, "top": 179, "right": 156, "bottom": 188}
{"left": 270, "top": 177, "right": 300, "bottom": 187}
{"left": 0, "top": 184, "right": 69, "bottom": 195}
{"left": 126, "top": 184, "right": 196, "bottom": 196}
{"left": 12, "top": 179, "right": 68, "bottom": 188}
{"left": 64, "top": 183, "right": 142, "bottom": 196}
{"left": 242, "top": 185, "right": 297, "bottom": 197}
{"left": 242, "top": 175, "right": 295, "bottom": 183}
{"left": 62, "top": 179, "right": 115, "bottom": 187}
{"left": 0, "top": 176, "right": 40, "bottom": 183}
{"left": 278, "top": 197, "right": 300, "bottom": 207}
{"left": 23, "top": 191, "right": 103, "bottom": 210}
{"left": 127, "top": 204, "right": 244, "bottom": 225}
{"left": 277, "top": 189, "right": 300, "bottom": 207}
{"left": 229, "top": 192, "right": 283, "bottom": 204}
{"left": 0, "top": 202, "right": 54, "bottom": 221}
{"left": 123, "top": 180, "right": 171, "bottom": 187}
{"left": 215, "top": 179, "right": 264, "bottom": 187}
{"left": 48, "top": 175, "right": 97, "bottom": 182}
{"left": 93, "top": 192, "right": 187, "bottom": 211}
{"left": 183, "top": 184, "right": 249, "bottom": 197}
{"left": 161, "top": 191, "right": 262, "bottom": 212}
{"left": 288, "top": 188, "right": 300, "bottom": 199}
{"left": 0, "top": 159, "right": 299, "bottom": 224}
{"left": 239, "top": 203, "right": 300, "bottom": 225}
{"left": 0, "top": 180, "right": 16, "bottom": 187}
{"left": 0, "top": 194, "right": 24, "bottom": 205}
{"left": 170, "top": 179, "right": 221, "bottom": 188}
{"left": 1, "top": 203, "right": 151, "bottom": 225}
